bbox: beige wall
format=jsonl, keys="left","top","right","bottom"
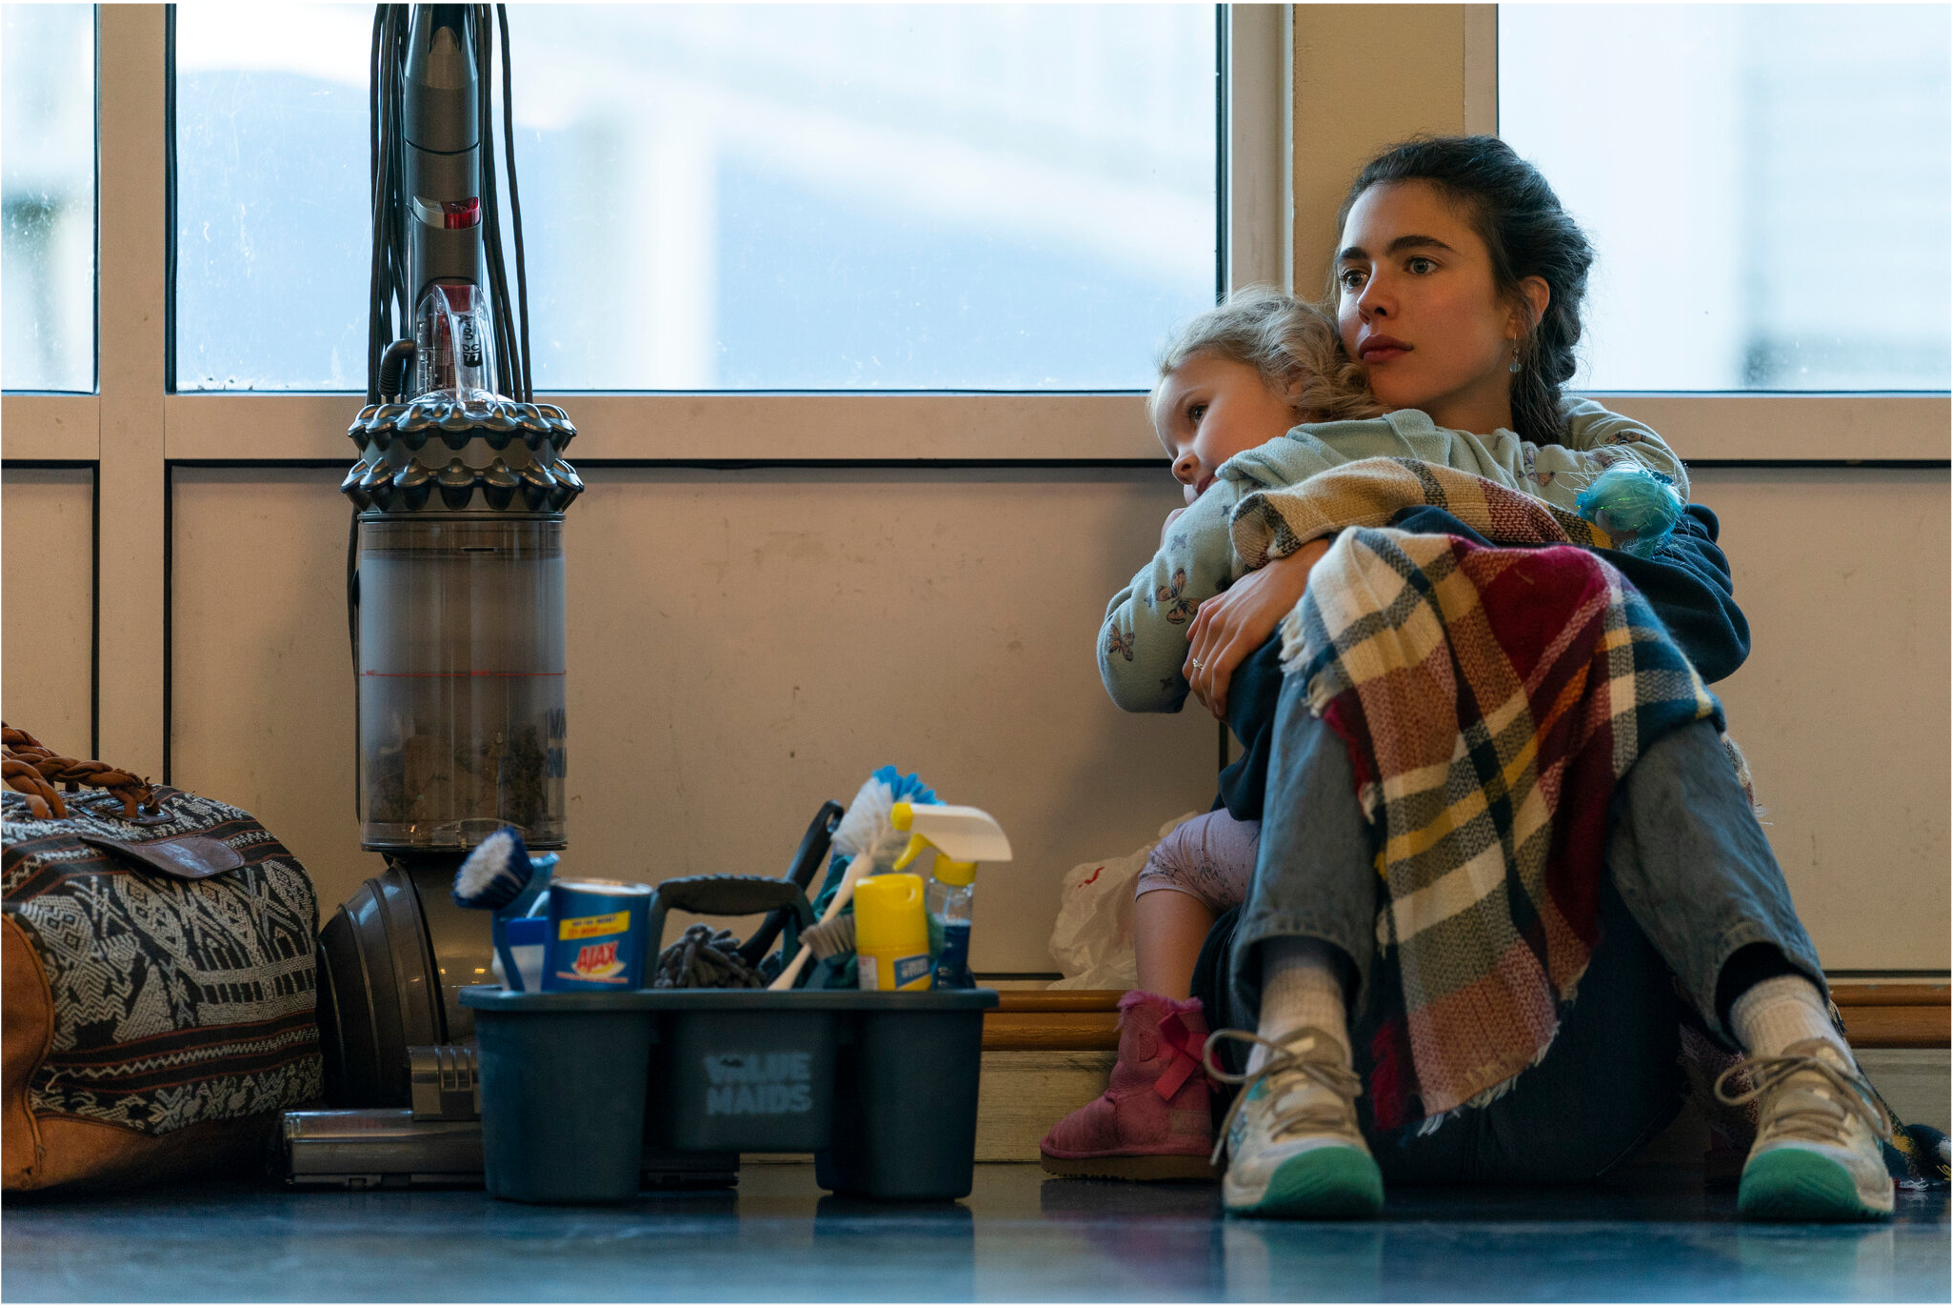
{"left": 165, "top": 466, "right": 1219, "bottom": 973}
{"left": 8, "top": 457, "right": 1950, "bottom": 972}
{"left": 1, "top": 468, "right": 93, "bottom": 750}
{"left": 1692, "top": 469, "right": 1950, "bottom": 968}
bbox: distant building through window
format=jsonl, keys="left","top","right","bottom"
{"left": 1, "top": 3, "right": 95, "bottom": 394}
{"left": 173, "top": 4, "right": 1218, "bottom": 393}
{"left": 1500, "top": 3, "right": 1949, "bottom": 392}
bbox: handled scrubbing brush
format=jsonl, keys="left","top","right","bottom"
{"left": 453, "top": 825, "right": 558, "bottom": 990}
{"left": 768, "top": 767, "right": 934, "bottom": 990}
{"left": 797, "top": 914, "right": 856, "bottom": 966}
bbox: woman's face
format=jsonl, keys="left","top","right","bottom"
{"left": 1335, "top": 181, "right": 1542, "bottom": 435}
{"left": 1153, "top": 354, "right": 1299, "bottom": 505}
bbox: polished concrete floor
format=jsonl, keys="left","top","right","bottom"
{"left": 4, "top": 1162, "right": 1947, "bottom": 1302}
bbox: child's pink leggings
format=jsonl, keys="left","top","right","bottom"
{"left": 1134, "top": 808, "right": 1262, "bottom": 914}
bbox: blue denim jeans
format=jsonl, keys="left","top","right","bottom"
{"left": 1227, "top": 671, "right": 1827, "bottom": 1185}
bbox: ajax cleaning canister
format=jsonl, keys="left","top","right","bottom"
{"left": 852, "top": 874, "right": 933, "bottom": 991}
{"left": 544, "top": 878, "right": 652, "bottom": 989}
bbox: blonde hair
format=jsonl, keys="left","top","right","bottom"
{"left": 1147, "top": 286, "right": 1384, "bottom": 430}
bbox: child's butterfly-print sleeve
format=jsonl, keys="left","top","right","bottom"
{"left": 1098, "top": 480, "right": 1244, "bottom": 713}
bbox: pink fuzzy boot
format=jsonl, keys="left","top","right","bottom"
{"left": 1039, "top": 991, "right": 1219, "bottom": 1181}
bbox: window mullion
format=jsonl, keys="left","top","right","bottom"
{"left": 1226, "top": 3, "right": 1289, "bottom": 293}
{"left": 94, "top": 3, "right": 169, "bottom": 778}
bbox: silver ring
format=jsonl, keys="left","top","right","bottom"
{"left": 1191, "top": 659, "right": 1205, "bottom": 673}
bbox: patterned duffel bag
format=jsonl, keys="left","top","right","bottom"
{"left": 2, "top": 725, "right": 322, "bottom": 1191}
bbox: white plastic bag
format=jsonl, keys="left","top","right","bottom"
{"left": 1047, "top": 811, "right": 1202, "bottom": 991}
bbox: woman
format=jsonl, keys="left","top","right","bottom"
{"left": 1183, "top": 137, "right": 1889, "bottom": 1223}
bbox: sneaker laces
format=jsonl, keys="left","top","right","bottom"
{"left": 1713, "top": 1038, "right": 1885, "bottom": 1143}
{"left": 1202, "top": 1026, "right": 1363, "bottom": 1167}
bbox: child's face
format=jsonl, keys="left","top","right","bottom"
{"left": 1153, "top": 354, "right": 1299, "bottom": 505}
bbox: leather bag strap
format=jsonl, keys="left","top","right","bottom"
{"left": 1, "top": 724, "right": 156, "bottom": 821}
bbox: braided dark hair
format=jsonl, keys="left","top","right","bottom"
{"left": 1334, "top": 135, "right": 1593, "bottom": 448}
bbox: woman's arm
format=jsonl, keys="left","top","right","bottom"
{"left": 1525, "top": 396, "right": 1692, "bottom": 513}
{"left": 1604, "top": 502, "right": 1750, "bottom": 682}
{"left": 1098, "top": 480, "right": 1243, "bottom": 713}
{"left": 1546, "top": 400, "right": 1749, "bottom": 679}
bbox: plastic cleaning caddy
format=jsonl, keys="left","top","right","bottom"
{"left": 464, "top": 987, "right": 998, "bottom": 1203}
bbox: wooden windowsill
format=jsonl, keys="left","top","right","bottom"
{"left": 982, "top": 985, "right": 1951, "bottom": 1052}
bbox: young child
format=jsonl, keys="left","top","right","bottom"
{"left": 1040, "top": 286, "right": 1689, "bottom": 1180}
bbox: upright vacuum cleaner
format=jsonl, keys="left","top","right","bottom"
{"left": 315, "top": 3, "right": 579, "bottom": 1112}
{"left": 289, "top": 6, "right": 835, "bottom": 1189}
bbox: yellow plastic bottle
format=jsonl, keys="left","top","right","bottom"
{"left": 852, "top": 874, "right": 933, "bottom": 991}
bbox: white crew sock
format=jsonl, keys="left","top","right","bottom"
{"left": 1730, "top": 974, "right": 1850, "bottom": 1061}
{"left": 1248, "top": 937, "right": 1351, "bottom": 1075}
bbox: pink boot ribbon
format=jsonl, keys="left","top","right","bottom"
{"left": 1153, "top": 1010, "right": 1211, "bottom": 1100}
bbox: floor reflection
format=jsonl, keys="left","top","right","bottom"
{"left": 1, "top": 1163, "right": 1946, "bottom": 1302}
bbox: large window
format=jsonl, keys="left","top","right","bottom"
{"left": 174, "top": 4, "right": 1218, "bottom": 393}
{"left": 1500, "top": 3, "right": 1950, "bottom": 393}
{"left": 2, "top": 3, "right": 96, "bottom": 393}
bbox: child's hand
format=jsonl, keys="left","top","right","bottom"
{"left": 1161, "top": 505, "right": 1188, "bottom": 544}
{"left": 1181, "top": 539, "right": 1331, "bottom": 720}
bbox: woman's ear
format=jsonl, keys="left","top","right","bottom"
{"left": 1512, "top": 276, "right": 1551, "bottom": 338}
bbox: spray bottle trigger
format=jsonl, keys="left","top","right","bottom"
{"left": 933, "top": 854, "right": 977, "bottom": 887}
{"left": 893, "top": 832, "right": 932, "bottom": 872}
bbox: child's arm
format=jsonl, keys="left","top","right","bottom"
{"left": 1525, "top": 397, "right": 1691, "bottom": 513}
{"left": 1099, "top": 480, "right": 1244, "bottom": 713}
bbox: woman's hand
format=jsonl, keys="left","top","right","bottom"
{"left": 1182, "top": 538, "right": 1331, "bottom": 719}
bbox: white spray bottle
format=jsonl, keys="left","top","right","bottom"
{"left": 890, "top": 802, "right": 1012, "bottom": 989}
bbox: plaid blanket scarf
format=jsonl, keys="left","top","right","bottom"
{"left": 1253, "top": 460, "right": 1720, "bottom": 1131}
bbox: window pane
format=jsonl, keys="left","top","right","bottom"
{"left": 2, "top": 4, "right": 95, "bottom": 393}
{"left": 174, "top": 4, "right": 1217, "bottom": 393}
{"left": 173, "top": 3, "right": 371, "bottom": 392}
{"left": 1500, "top": 4, "right": 1949, "bottom": 392}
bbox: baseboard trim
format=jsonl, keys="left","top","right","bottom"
{"left": 983, "top": 984, "right": 1952, "bottom": 1052}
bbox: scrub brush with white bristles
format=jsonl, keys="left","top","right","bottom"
{"left": 452, "top": 826, "right": 537, "bottom": 911}
{"left": 768, "top": 767, "right": 935, "bottom": 990}
{"left": 831, "top": 767, "right": 937, "bottom": 874}
{"left": 453, "top": 825, "right": 559, "bottom": 992}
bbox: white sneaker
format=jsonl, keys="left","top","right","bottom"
{"left": 1208, "top": 1026, "right": 1383, "bottom": 1218}
{"left": 1717, "top": 1037, "right": 1894, "bottom": 1221}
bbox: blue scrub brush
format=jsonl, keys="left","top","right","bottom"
{"left": 769, "top": 766, "right": 937, "bottom": 991}
{"left": 453, "top": 825, "right": 558, "bottom": 991}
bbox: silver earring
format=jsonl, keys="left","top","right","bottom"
{"left": 1508, "top": 343, "right": 1522, "bottom": 375}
